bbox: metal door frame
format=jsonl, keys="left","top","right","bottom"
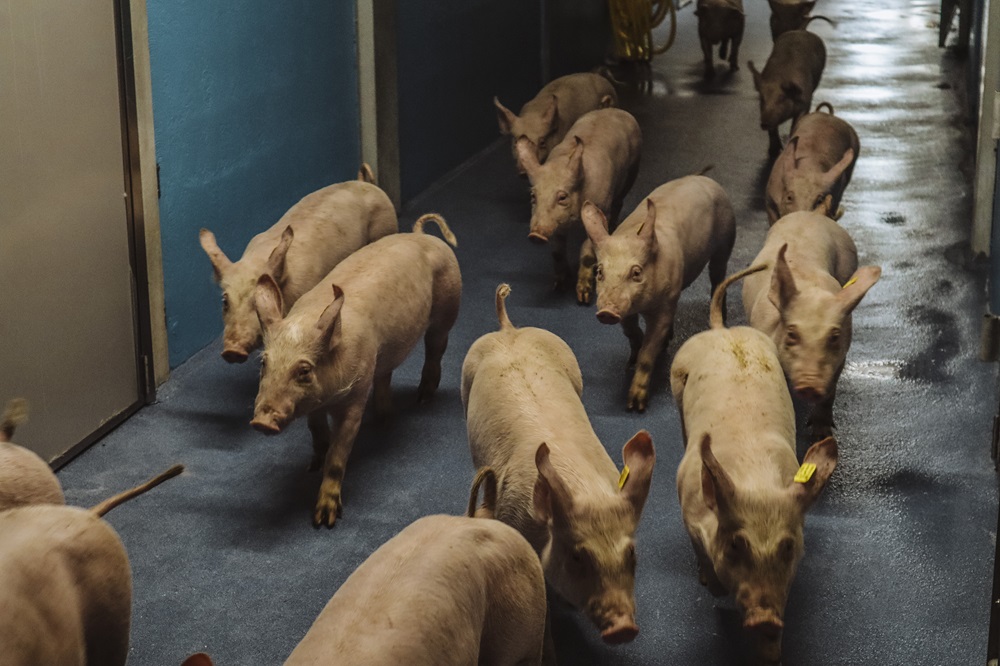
{"left": 49, "top": 0, "right": 156, "bottom": 468}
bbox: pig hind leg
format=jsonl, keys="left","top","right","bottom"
{"left": 727, "top": 20, "right": 743, "bottom": 71}
{"left": 622, "top": 314, "right": 644, "bottom": 366}
{"left": 307, "top": 411, "right": 331, "bottom": 472}
{"left": 700, "top": 32, "right": 716, "bottom": 80}
{"left": 417, "top": 292, "right": 460, "bottom": 403}
{"left": 372, "top": 372, "right": 393, "bottom": 419}
{"left": 708, "top": 239, "right": 735, "bottom": 325}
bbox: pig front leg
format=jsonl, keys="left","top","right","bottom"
{"left": 622, "top": 314, "right": 644, "bottom": 366}
{"left": 576, "top": 238, "right": 597, "bottom": 305}
{"left": 307, "top": 411, "right": 331, "bottom": 472}
{"left": 807, "top": 365, "right": 842, "bottom": 440}
{"left": 373, "top": 372, "right": 393, "bottom": 419}
{"left": 728, "top": 28, "right": 742, "bottom": 71}
{"left": 691, "top": 537, "right": 727, "bottom": 597}
{"left": 627, "top": 311, "right": 673, "bottom": 412}
{"left": 314, "top": 399, "right": 366, "bottom": 527}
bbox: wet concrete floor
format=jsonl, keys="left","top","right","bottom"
{"left": 58, "top": 0, "right": 998, "bottom": 663}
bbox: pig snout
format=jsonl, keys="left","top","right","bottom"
{"left": 596, "top": 309, "right": 622, "bottom": 325}
{"left": 528, "top": 231, "right": 549, "bottom": 244}
{"left": 222, "top": 348, "right": 249, "bottom": 364}
{"left": 744, "top": 607, "right": 784, "bottom": 638}
{"left": 600, "top": 616, "right": 640, "bottom": 644}
{"left": 793, "top": 384, "right": 826, "bottom": 404}
{"left": 250, "top": 407, "right": 288, "bottom": 435}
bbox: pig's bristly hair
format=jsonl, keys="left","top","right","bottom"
{"left": 709, "top": 263, "right": 770, "bottom": 330}
{"left": 90, "top": 464, "right": 184, "bottom": 517}
{"left": 496, "top": 283, "right": 515, "bottom": 331}
{"left": 0, "top": 398, "right": 28, "bottom": 442}
{"left": 413, "top": 213, "right": 458, "bottom": 248}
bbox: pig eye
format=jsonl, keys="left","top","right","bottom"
{"left": 778, "top": 537, "right": 796, "bottom": 561}
{"left": 630, "top": 266, "right": 643, "bottom": 282}
{"left": 557, "top": 191, "right": 570, "bottom": 206}
{"left": 538, "top": 138, "right": 547, "bottom": 150}
{"left": 530, "top": 190, "right": 537, "bottom": 206}
{"left": 785, "top": 328, "right": 800, "bottom": 346}
{"left": 625, "top": 543, "right": 637, "bottom": 571}
{"left": 222, "top": 294, "right": 230, "bottom": 312}
{"left": 567, "top": 546, "right": 593, "bottom": 577}
{"left": 728, "top": 533, "right": 751, "bottom": 560}
{"left": 827, "top": 330, "right": 841, "bottom": 347}
{"left": 259, "top": 356, "right": 268, "bottom": 376}
{"left": 295, "top": 363, "right": 313, "bottom": 384}
{"left": 596, "top": 264, "right": 604, "bottom": 281}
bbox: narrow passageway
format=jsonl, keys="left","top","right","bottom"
{"left": 58, "top": 0, "right": 996, "bottom": 664}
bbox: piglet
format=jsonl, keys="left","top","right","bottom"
{"left": 0, "top": 464, "right": 183, "bottom": 666}
{"left": 464, "top": 284, "right": 655, "bottom": 645}
{"left": 495, "top": 72, "right": 617, "bottom": 174}
{"left": 672, "top": 264, "right": 837, "bottom": 665}
{"left": 767, "top": 0, "right": 835, "bottom": 40}
{"left": 517, "top": 108, "right": 642, "bottom": 304}
{"left": 742, "top": 211, "right": 880, "bottom": 439}
{"left": 284, "top": 515, "right": 546, "bottom": 665}
{"left": 199, "top": 175, "right": 398, "bottom": 363}
{"left": 0, "top": 398, "right": 63, "bottom": 511}
{"left": 251, "top": 214, "right": 462, "bottom": 527}
{"left": 748, "top": 30, "right": 826, "bottom": 157}
{"left": 695, "top": 0, "right": 745, "bottom": 79}
{"left": 581, "top": 175, "right": 736, "bottom": 412}
{"left": 765, "top": 102, "right": 859, "bottom": 224}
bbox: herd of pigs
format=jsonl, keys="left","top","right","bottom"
{"left": 0, "top": 5, "right": 882, "bottom": 666}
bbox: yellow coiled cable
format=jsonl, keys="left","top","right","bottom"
{"left": 608, "top": 0, "right": 677, "bottom": 61}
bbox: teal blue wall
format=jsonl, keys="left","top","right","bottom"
{"left": 149, "top": 1, "right": 361, "bottom": 367}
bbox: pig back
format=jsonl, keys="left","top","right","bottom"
{"left": 534, "top": 72, "right": 618, "bottom": 141}
{"left": 0, "top": 442, "right": 64, "bottom": 511}
{"left": 0, "top": 506, "right": 132, "bottom": 666}
{"left": 767, "top": 30, "right": 826, "bottom": 86}
{"left": 285, "top": 515, "right": 544, "bottom": 666}
{"left": 642, "top": 176, "right": 736, "bottom": 287}
{"left": 789, "top": 112, "right": 860, "bottom": 169}
{"left": 558, "top": 108, "right": 642, "bottom": 208}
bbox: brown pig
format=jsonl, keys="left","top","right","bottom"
{"left": 251, "top": 215, "right": 462, "bottom": 527}
{"left": 748, "top": 30, "right": 827, "bottom": 157}
{"left": 0, "top": 398, "right": 64, "bottom": 511}
{"left": 495, "top": 72, "right": 617, "bottom": 173}
{"left": 517, "top": 108, "right": 642, "bottom": 304}
{"left": 742, "top": 211, "right": 881, "bottom": 439}
{"left": 282, "top": 515, "right": 546, "bottom": 666}
{"left": 199, "top": 176, "right": 398, "bottom": 363}
{"left": 464, "top": 284, "right": 656, "bottom": 645}
{"left": 765, "top": 103, "right": 860, "bottom": 224}
{"left": 0, "top": 464, "right": 182, "bottom": 666}
{"left": 767, "top": 0, "right": 836, "bottom": 40}
{"left": 672, "top": 264, "right": 837, "bottom": 665}
{"left": 580, "top": 175, "right": 736, "bottom": 412}
{"left": 695, "top": 0, "right": 745, "bottom": 80}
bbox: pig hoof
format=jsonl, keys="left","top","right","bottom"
{"left": 313, "top": 495, "right": 342, "bottom": 528}
{"left": 626, "top": 391, "right": 648, "bottom": 413}
{"left": 576, "top": 287, "right": 592, "bottom": 305}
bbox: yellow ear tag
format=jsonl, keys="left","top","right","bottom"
{"left": 794, "top": 462, "right": 817, "bottom": 484}
{"left": 618, "top": 465, "right": 630, "bottom": 489}
{"left": 842, "top": 276, "right": 858, "bottom": 289}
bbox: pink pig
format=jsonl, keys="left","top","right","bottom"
{"left": 251, "top": 215, "right": 461, "bottom": 527}
{"left": 580, "top": 175, "right": 736, "bottom": 412}
{"left": 672, "top": 264, "right": 838, "bottom": 665}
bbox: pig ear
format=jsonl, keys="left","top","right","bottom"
{"left": 199, "top": 229, "right": 232, "bottom": 282}
{"left": 637, "top": 199, "right": 658, "bottom": 249}
{"left": 315, "top": 284, "right": 345, "bottom": 352}
{"left": 516, "top": 136, "right": 541, "bottom": 178}
{"left": 541, "top": 94, "right": 559, "bottom": 134}
{"left": 181, "top": 654, "right": 214, "bottom": 666}
{"left": 620, "top": 430, "right": 655, "bottom": 517}
{"left": 802, "top": 0, "right": 818, "bottom": 11}
{"left": 822, "top": 147, "right": 855, "bottom": 188}
{"left": 581, "top": 201, "right": 611, "bottom": 245}
{"left": 266, "top": 226, "right": 294, "bottom": 285}
{"left": 700, "top": 433, "right": 736, "bottom": 513}
{"left": 533, "top": 442, "right": 574, "bottom": 526}
{"left": 567, "top": 136, "right": 585, "bottom": 185}
{"left": 767, "top": 244, "right": 798, "bottom": 311}
{"left": 781, "top": 82, "right": 803, "bottom": 100}
{"left": 836, "top": 265, "right": 881, "bottom": 315}
{"left": 748, "top": 61, "right": 761, "bottom": 91}
{"left": 254, "top": 273, "right": 284, "bottom": 334}
{"left": 791, "top": 436, "right": 838, "bottom": 510}
{"left": 494, "top": 96, "right": 517, "bottom": 135}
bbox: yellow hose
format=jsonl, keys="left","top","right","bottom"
{"left": 608, "top": 0, "right": 677, "bottom": 61}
